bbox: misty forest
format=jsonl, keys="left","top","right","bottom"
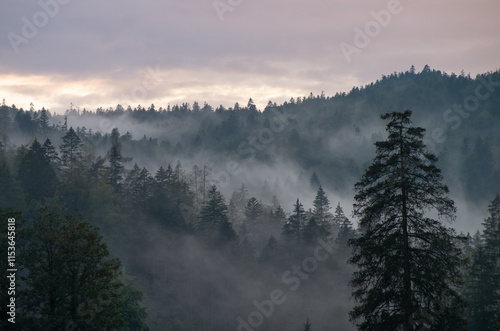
{"left": 2, "top": 66, "right": 500, "bottom": 331}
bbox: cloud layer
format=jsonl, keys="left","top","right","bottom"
{"left": 1, "top": 0, "right": 499, "bottom": 113}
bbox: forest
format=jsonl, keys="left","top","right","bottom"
{"left": 1, "top": 66, "right": 499, "bottom": 330}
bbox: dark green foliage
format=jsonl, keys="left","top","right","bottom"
{"left": 60, "top": 127, "right": 84, "bottom": 178}
{"left": 349, "top": 111, "right": 466, "bottom": 331}
{"left": 282, "top": 198, "right": 307, "bottom": 243}
{"left": 0, "top": 162, "right": 25, "bottom": 209}
{"left": 108, "top": 128, "right": 125, "bottom": 191}
{"left": 465, "top": 194, "right": 500, "bottom": 330}
{"left": 19, "top": 201, "right": 148, "bottom": 330}
{"left": 17, "top": 139, "right": 59, "bottom": 203}
{"left": 197, "top": 185, "right": 237, "bottom": 245}
{"left": 335, "top": 204, "right": 355, "bottom": 252}
{"left": 313, "top": 186, "right": 332, "bottom": 231}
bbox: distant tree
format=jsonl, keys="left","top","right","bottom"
{"left": 107, "top": 128, "right": 125, "bottom": 191}
{"left": 17, "top": 139, "right": 59, "bottom": 203}
{"left": 465, "top": 194, "right": 500, "bottom": 330}
{"left": 259, "top": 235, "right": 278, "bottom": 262}
{"left": 349, "top": 111, "right": 466, "bottom": 331}
{"left": 60, "top": 127, "right": 84, "bottom": 179}
{"left": 282, "top": 198, "right": 307, "bottom": 244}
{"left": 42, "top": 138, "right": 59, "bottom": 165}
{"left": 312, "top": 186, "right": 332, "bottom": 235}
{"left": 302, "top": 216, "right": 328, "bottom": 244}
{"left": 197, "top": 185, "right": 237, "bottom": 245}
{"left": 310, "top": 171, "right": 321, "bottom": 189}
{"left": 335, "top": 207, "right": 355, "bottom": 252}
{"left": 245, "top": 197, "right": 263, "bottom": 222}
{"left": 0, "top": 163, "right": 25, "bottom": 208}
{"left": 39, "top": 107, "right": 50, "bottom": 133}
{"left": 301, "top": 318, "right": 312, "bottom": 331}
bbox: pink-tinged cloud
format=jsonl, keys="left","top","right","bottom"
{"left": 0, "top": 0, "right": 499, "bottom": 113}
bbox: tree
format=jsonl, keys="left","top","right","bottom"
{"left": 301, "top": 318, "right": 312, "bottom": 331}
{"left": 349, "top": 110, "right": 465, "bottom": 331}
{"left": 312, "top": 186, "right": 332, "bottom": 236}
{"left": 310, "top": 171, "right": 321, "bottom": 188}
{"left": 39, "top": 107, "right": 50, "bottom": 133}
{"left": 60, "top": 127, "right": 84, "bottom": 179}
{"left": 19, "top": 201, "right": 148, "bottom": 330}
{"left": 282, "top": 198, "right": 307, "bottom": 244}
{"left": 107, "top": 128, "right": 125, "bottom": 191}
{"left": 197, "top": 185, "right": 237, "bottom": 245}
{"left": 17, "top": 139, "right": 59, "bottom": 203}
{"left": 465, "top": 194, "right": 500, "bottom": 330}
{"left": 335, "top": 205, "right": 355, "bottom": 252}
{"left": 42, "top": 138, "right": 59, "bottom": 165}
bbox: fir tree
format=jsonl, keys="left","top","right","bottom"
{"left": 60, "top": 127, "right": 84, "bottom": 180}
{"left": 465, "top": 194, "right": 500, "bottom": 330}
{"left": 349, "top": 110, "right": 465, "bottom": 331}
{"left": 197, "top": 185, "right": 237, "bottom": 245}
{"left": 282, "top": 198, "right": 307, "bottom": 244}
{"left": 107, "top": 128, "right": 125, "bottom": 191}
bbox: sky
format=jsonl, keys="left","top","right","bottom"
{"left": 1, "top": 0, "right": 499, "bottom": 114}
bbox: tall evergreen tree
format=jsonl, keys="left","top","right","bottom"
{"left": 465, "top": 194, "right": 500, "bottom": 330}
{"left": 282, "top": 198, "right": 307, "bottom": 244}
{"left": 17, "top": 139, "right": 59, "bottom": 203}
{"left": 349, "top": 110, "right": 465, "bottom": 331}
{"left": 197, "top": 185, "right": 237, "bottom": 245}
{"left": 107, "top": 128, "right": 125, "bottom": 191}
{"left": 60, "top": 127, "right": 84, "bottom": 180}
{"left": 313, "top": 186, "right": 332, "bottom": 228}
{"left": 19, "top": 201, "right": 148, "bottom": 330}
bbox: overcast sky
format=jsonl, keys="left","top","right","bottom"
{"left": 1, "top": 0, "right": 499, "bottom": 113}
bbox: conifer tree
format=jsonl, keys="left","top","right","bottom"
{"left": 465, "top": 194, "right": 500, "bottom": 330}
{"left": 107, "top": 128, "right": 125, "bottom": 191}
{"left": 313, "top": 186, "right": 332, "bottom": 227}
{"left": 60, "top": 127, "right": 84, "bottom": 180}
{"left": 197, "top": 185, "right": 237, "bottom": 245}
{"left": 282, "top": 198, "right": 307, "bottom": 244}
{"left": 349, "top": 111, "right": 465, "bottom": 331}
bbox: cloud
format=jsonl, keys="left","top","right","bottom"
{"left": 1, "top": 0, "right": 499, "bottom": 113}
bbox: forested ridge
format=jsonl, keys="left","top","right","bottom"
{"left": 1, "top": 66, "right": 499, "bottom": 330}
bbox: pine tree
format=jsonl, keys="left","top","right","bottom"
{"left": 465, "top": 194, "right": 500, "bottom": 330}
{"left": 38, "top": 107, "right": 50, "bottom": 133}
{"left": 349, "top": 110, "right": 465, "bottom": 331}
{"left": 197, "top": 185, "right": 237, "bottom": 245}
{"left": 313, "top": 186, "right": 332, "bottom": 228}
{"left": 245, "top": 197, "right": 263, "bottom": 222}
{"left": 17, "top": 139, "right": 59, "bottom": 203}
{"left": 19, "top": 201, "right": 148, "bottom": 330}
{"left": 282, "top": 198, "right": 307, "bottom": 244}
{"left": 42, "top": 138, "right": 59, "bottom": 165}
{"left": 107, "top": 128, "right": 125, "bottom": 191}
{"left": 301, "top": 318, "right": 312, "bottom": 331}
{"left": 60, "top": 127, "right": 84, "bottom": 179}
{"left": 310, "top": 171, "right": 321, "bottom": 188}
